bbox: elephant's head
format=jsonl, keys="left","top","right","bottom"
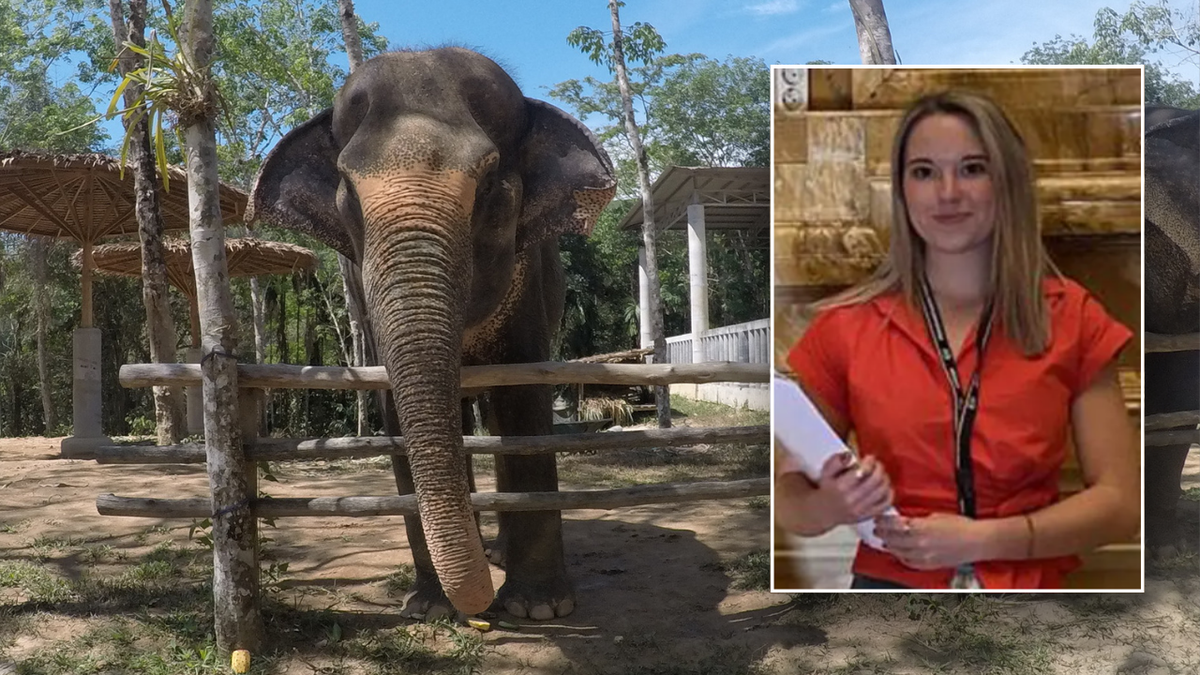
{"left": 248, "top": 48, "right": 616, "bottom": 614}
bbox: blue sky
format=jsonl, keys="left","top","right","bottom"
{"left": 349, "top": 0, "right": 1199, "bottom": 103}
{"left": 74, "top": 0, "right": 1199, "bottom": 145}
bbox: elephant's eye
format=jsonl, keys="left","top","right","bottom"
{"left": 477, "top": 169, "right": 497, "bottom": 198}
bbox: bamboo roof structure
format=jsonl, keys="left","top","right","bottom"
{"left": 85, "top": 237, "right": 317, "bottom": 292}
{"left": 80, "top": 237, "right": 317, "bottom": 347}
{"left": 0, "top": 150, "right": 247, "bottom": 241}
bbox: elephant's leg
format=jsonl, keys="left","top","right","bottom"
{"left": 1146, "top": 443, "right": 1192, "bottom": 559}
{"left": 489, "top": 383, "right": 573, "bottom": 620}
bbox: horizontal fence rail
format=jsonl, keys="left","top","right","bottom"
{"left": 97, "top": 478, "right": 770, "bottom": 518}
{"left": 94, "top": 425, "right": 769, "bottom": 464}
{"left": 1145, "top": 428, "right": 1200, "bottom": 446}
{"left": 1144, "top": 411, "right": 1200, "bottom": 431}
{"left": 120, "top": 361, "right": 769, "bottom": 390}
{"left": 1145, "top": 332, "right": 1200, "bottom": 353}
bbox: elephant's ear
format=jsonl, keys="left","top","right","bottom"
{"left": 248, "top": 108, "right": 357, "bottom": 261}
{"left": 515, "top": 98, "right": 617, "bottom": 251}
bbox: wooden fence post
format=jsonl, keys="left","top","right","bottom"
{"left": 206, "top": 379, "right": 262, "bottom": 655}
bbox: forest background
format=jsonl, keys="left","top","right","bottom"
{"left": 0, "top": 0, "right": 1195, "bottom": 439}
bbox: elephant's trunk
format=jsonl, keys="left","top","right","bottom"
{"left": 358, "top": 172, "right": 492, "bottom": 616}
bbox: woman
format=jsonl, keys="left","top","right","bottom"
{"left": 775, "top": 90, "right": 1139, "bottom": 590}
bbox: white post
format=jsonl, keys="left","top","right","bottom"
{"left": 60, "top": 327, "right": 112, "bottom": 458}
{"left": 687, "top": 203, "right": 709, "bottom": 364}
{"left": 638, "top": 246, "right": 652, "bottom": 351}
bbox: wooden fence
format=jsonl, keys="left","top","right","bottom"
{"left": 94, "top": 359, "right": 771, "bottom": 653}
{"left": 1144, "top": 333, "right": 1199, "bottom": 447}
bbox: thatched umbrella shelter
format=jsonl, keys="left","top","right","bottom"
{"left": 81, "top": 238, "right": 317, "bottom": 435}
{"left": 0, "top": 150, "right": 246, "bottom": 454}
{"left": 0, "top": 151, "right": 247, "bottom": 325}
{"left": 84, "top": 237, "right": 317, "bottom": 347}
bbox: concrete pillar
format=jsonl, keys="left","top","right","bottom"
{"left": 687, "top": 203, "right": 709, "bottom": 364}
{"left": 638, "top": 246, "right": 652, "bottom": 350}
{"left": 60, "top": 327, "right": 111, "bottom": 458}
{"left": 185, "top": 347, "right": 204, "bottom": 436}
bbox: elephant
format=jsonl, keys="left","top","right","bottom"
{"left": 1144, "top": 104, "right": 1199, "bottom": 557}
{"left": 248, "top": 48, "right": 617, "bottom": 619}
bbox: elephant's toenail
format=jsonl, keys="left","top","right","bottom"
{"left": 529, "top": 604, "right": 554, "bottom": 621}
{"left": 506, "top": 601, "right": 528, "bottom": 618}
{"left": 556, "top": 598, "right": 575, "bottom": 617}
{"left": 426, "top": 605, "right": 452, "bottom": 621}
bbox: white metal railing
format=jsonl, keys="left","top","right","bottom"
{"left": 665, "top": 318, "right": 770, "bottom": 365}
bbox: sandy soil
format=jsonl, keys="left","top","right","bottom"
{"left": 2, "top": 438, "right": 1199, "bottom": 674}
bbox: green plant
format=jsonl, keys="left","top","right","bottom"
{"left": 104, "top": 7, "right": 228, "bottom": 192}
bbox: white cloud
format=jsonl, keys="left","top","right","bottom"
{"left": 747, "top": 0, "right": 801, "bottom": 17}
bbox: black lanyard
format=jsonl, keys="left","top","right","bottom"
{"left": 916, "top": 276, "right": 995, "bottom": 519}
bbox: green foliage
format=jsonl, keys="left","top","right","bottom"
{"left": 554, "top": 27, "right": 770, "bottom": 358}
{"left": 0, "top": 0, "right": 108, "bottom": 151}
{"left": 567, "top": 19, "right": 666, "bottom": 71}
{"left": 1022, "top": 2, "right": 1199, "bottom": 107}
{"left": 105, "top": 14, "right": 219, "bottom": 193}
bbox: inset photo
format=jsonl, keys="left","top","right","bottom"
{"left": 771, "top": 66, "right": 1142, "bottom": 591}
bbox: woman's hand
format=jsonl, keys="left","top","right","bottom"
{"left": 876, "top": 513, "right": 987, "bottom": 570}
{"left": 813, "top": 453, "right": 893, "bottom": 527}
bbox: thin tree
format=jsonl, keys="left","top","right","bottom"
{"left": 606, "top": 0, "right": 670, "bottom": 428}
{"left": 108, "top": 0, "right": 187, "bottom": 445}
{"left": 336, "top": 0, "right": 370, "bottom": 436}
{"left": 177, "top": 0, "right": 261, "bottom": 653}
{"left": 848, "top": 0, "right": 897, "bottom": 65}
{"left": 29, "top": 236, "right": 56, "bottom": 434}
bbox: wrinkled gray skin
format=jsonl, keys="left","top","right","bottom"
{"left": 1144, "top": 105, "right": 1199, "bottom": 557}
{"left": 249, "top": 48, "right": 616, "bottom": 619}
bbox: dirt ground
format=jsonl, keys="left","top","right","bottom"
{"left": 2, "top": 435, "right": 1199, "bottom": 674}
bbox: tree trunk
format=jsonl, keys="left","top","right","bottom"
{"left": 848, "top": 0, "right": 897, "bottom": 65}
{"left": 108, "top": 0, "right": 186, "bottom": 445}
{"left": 179, "top": 0, "right": 261, "bottom": 654}
{"left": 29, "top": 237, "right": 56, "bottom": 434}
{"left": 336, "top": 0, "right": 369, "bottom": 435}
{"left": 608, "top": 0, "right": 670, "bottom": 429}
{"left": 338, "top": 0, "right": 364, "bottom": 68}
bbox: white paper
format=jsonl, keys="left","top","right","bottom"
{"left": 773, "top": 374, "right": 895, "bottom": 550}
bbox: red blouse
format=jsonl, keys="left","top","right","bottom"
{"left": 785, "top": 277, "right": 1132, "bottom": 589}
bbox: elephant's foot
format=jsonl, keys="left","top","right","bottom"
{"left": 496, "top": 576, "right": 575, "bottom": 620}
{"left": 485, "top": 535, "right": 507, "bottom": 567}
{"left": 399, "top": 575, "right": 459, "bottom": 622}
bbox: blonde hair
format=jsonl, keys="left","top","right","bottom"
{"left": 816, "top": 90, "right": 1058, "bottom": 356}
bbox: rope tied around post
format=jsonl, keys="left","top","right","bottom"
{"left": 212, "top": 498, "right": 251, "bottom": 520}
{"left": 199, "top": 347, "right": 240, "bottom": 368}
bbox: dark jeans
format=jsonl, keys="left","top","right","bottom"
{"left": 850, "top": 574, "right": 912, "bottom": 590}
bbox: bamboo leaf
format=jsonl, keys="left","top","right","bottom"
{"left": 156, "top": 113, "right": 169, "bottom": 193}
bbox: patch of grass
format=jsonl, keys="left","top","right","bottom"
{"left": 901, "top": 595, "right": 1055, "bottom": 675}
{"left": 1182, "top": 486, "right": 1200, "bottom": 501}
{"left": 607, "top": 645, "right": 770, "bottom": 675}
{"left": 745, "top": 495, "right": 769, "bottom": 510}
{"left": 79, "top": 544, "right": 121, "bottom": 565}
{"left": 0, "top": 561, "right": 75, "bottom": 604}
{"left": 343, "top": 620, "right": 484, "bottom": 675}
{"left": 723, "top": 549, "right": 770, "bottom": 591}
{"left": 0, "top": 519, "right": 31, "bottom": 534}
{"left": 557, "top": 442, "right": 768, "bottom": 488}
{"left": 1148, "top": 550, "right": 1200, "bottom": 579}
{"left": 669, "top": 397, "right": 769, "bottom": 428}
{"left": 384, "top": 563, "right": 416, "bottom": 598}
